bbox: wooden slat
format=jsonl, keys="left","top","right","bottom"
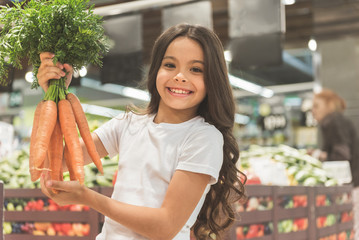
{"left": 5, "top": 211, "right": 92, "bottom": 223}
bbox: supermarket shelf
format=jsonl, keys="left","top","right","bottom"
{"left": 316, "top": 206, "right": 336, "bottom": 216}
{"left": 338, "top": 203, "right": 354, "bottom": 212}
{"left": 338, "top": 221, "right": 354, "bottom": 232}
{"left": 228, "top": 185, "right": 354, "bottom": 240}
{"left": 277, "top": 230, "right": 308, "bottom": 240}
{"left": 99, "top": 187, "right": 113, "bottom": 197}
{"left": 5, "top": 210, "right": 97, "bottom": 223}
{"left": 315, "top": 186, "right": 337, "bottom": 195}
{"left": 4, "top": 188, "right": 101, "bottom": 240}
{"left": 245, "top": 185, "right": 272, "bottom": 196}
{"left": 275, "top": 185, "right": 307, "bottom": 195}
{"left": 336, "top": 184, "right": 353, "bottom": 194}
{"left": 234, "top": 210, "right": 272, "bottom": 225}
{"left": 5, "top": 235, "right": 91, "bottom": 240}
{"left": 317, "top": 225, "right": 337, "bottom": 238}
{"left": 276, "top": 207, "right": 308, "bottom": 220}
{"left": 3, "top": 185, "right": 354, "bottom": 240}
{"left": 4, "top": 188, "right": 47, "bottom": 198}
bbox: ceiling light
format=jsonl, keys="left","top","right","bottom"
{"left": 81, "top": 77, "right": 150, "bottom": 101}
{"left": 224, "top": 50, "right": 232, "bottom": 63}
{"left": 79, "top": 66, "right": 88, "bottom": 77}
{"left": 308, "top": 38, "right": 317, "bottom": 51}
{"left": 81, "top": 103, "right": 124, "bottom": 118}
{"left": 313, "top": 82, "right": 322, "bottom": 93}
{"left": 229, "top": 74, "right": 274, "bottom": 98}
{"left": 282, "top": 0, "right": 295, "bottom": 5}
{"left": 25, "top": 71, "right": 35, "bottom": 83}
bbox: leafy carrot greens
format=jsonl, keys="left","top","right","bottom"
{"left": 0, "top": 0, "right": 110, "bottom": 101}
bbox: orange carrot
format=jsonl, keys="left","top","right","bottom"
{"left": 33, "top": 100, "right": 58, "bottom": 170}
{"left": 67, "top": 92, "right": 103, "bottom": 174}
{"left": 58, "top": 99, "right": 84, "bottom": 184}
{"left": 29, "top": 100, "right": 43, "bottom": 181}
{"left": 48, "top": 119, "right": 63, "bottom": 183}
{"left": 64, "top": 143, "right": 77, "bottom": 181}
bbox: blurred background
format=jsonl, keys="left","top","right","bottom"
{"left": 1, "top": 0, "right": 359, "bottom": 152}
{"left": 1, "top": 1, "right": 359, "bottom": 239}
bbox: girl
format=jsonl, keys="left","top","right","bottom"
{"left": 38, "top": 23, "right": 246, "bottom": 240}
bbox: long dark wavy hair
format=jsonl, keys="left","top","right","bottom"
{"left": 143, "top": 23, "right": 247, "bottom": 239}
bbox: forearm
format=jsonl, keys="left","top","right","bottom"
{"left": 82, "top": 188, "right": 177, "bottom": 240}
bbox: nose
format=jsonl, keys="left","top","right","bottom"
{"left": 174, "top": 73, "right": 187, "bottom": 83}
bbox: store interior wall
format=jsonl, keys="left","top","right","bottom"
{"left": 315, "top": 37, "right": 359, "bottom": 134}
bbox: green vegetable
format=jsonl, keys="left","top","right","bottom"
{"left": 325, "top": 214, "right": 336, "bottom": 226}
{"left": 278, "top": 219, "right": 293, "bottom": 233}
{"left": 7, "top": 202, "right": 15, "bottom": 211}
{"left": 0, "top": 0, "right": 110, "bottom": 101}
{"left": 303, "top": 177, "right": 317, "bottom": 186}
{"left": 3, "top": 222, "right": 12, "bottom": 235}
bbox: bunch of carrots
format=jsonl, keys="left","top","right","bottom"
{"left": 29, "top": 78, "right": 103, "bottom": 188}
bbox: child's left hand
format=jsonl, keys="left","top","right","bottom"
{"left": 40, "top": 171, "right": 87, "bottom": 206}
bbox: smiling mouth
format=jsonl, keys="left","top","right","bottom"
{"left": 167, "top": 87, "right": 193, "bottom": 94}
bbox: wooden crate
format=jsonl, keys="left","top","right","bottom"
{"left": 226, "top": 184, "right": 354, "bottom": 240}
{"left": 2, "top": 185, "right": 353, "bottom": 240}
{"left": 314, "top": 185, "right": 354, "bottom": 240}
{"left": 273, "top": 185, "right": 311, "bottom": 240}
{"left": 4, "top": 188, "right": 100, "bottom": 240}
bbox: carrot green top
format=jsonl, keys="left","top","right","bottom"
{"left": 0, "top": 0, "right": 110, "bottom": 89}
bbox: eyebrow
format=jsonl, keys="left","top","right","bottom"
{"left": 163, "top": 56, "right": 204, "bottom": 65}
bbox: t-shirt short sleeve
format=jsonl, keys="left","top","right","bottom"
{"left": 176, "top": 126, "right": 224, "bottom": 185}
{"left": 94, "top": 113, "right": 128, "bottom": 159}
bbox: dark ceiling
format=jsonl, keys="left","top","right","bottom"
{"left": 1, "top": 0, "right": 359, "bottom": 87}
{"left": 91, "top": 0, "right": 359, "bottom": 86}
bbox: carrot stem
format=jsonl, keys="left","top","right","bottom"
{"left": 44, "top": 77, "right": 67, "bottom": 103}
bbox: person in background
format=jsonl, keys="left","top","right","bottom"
{"left": 37, "top": 23, "right": 247, "bottom": 240}
{"left": 312, "top": 88, "right": 359, "bottom": 239}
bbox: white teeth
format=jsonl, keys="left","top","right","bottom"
{"left": 169, "top": 88, "right": 190, "bottom": 94}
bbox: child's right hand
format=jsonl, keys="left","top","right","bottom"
{"left": 37, "top": 52, "right": 73, "bottom": 92}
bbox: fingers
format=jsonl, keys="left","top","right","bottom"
{"left": 37, "top": 52, "right": 71, "bottom": 92}
{"left": 63, "top": 64, "right": 74, "bottom": 88}
{"left": 40, "top": 171, "right": 53, "bottom": 198}
{"left": 39, "top": 52, "right": 55, "bottom": 62}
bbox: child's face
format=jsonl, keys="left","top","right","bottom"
{"left": 156, "top": 37, "right": 206, "bottom": 118}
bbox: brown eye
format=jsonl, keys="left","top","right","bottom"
{"left": 164, "top": 63, "right": 175, "bottom": 68}
{"left": 191, "top": 67, "right": 203, "bottom": 73}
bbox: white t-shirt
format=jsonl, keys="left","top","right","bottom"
{"left": 94, "top": 112, "right": 224, "bottom": 240}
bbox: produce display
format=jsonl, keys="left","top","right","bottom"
{"left": 239, "top": 145, "right": 338, "bottom": 186}
{"left": 3, "top": 196, "right": 91, "bottom": 236}
{"left": 3, "top": 221, "right": 90, "bottom": 236}
{"left": 279, "top": 194, "right": 307, "bottom": 208}
{"left": 0, "top": 146, "right": 118, "bottom": 189}
{"left": 0, "top": 0, "right": 110, "bottom": 185}
{"left": 316, "top": 194, "right": 332, "bottom": 206}
{"left": 229, "top": 184, "right": 353, "bottom": 240}
{"left": 236, "top": 223, "right": 273, "bottom": 239}
{"left": 234, "top": 196, "right": 273, "bottom": 212}
{"left": 316, "top": 214, "right": 336, "bottom": 228}
{"left": 278, "top": 218, "right": 308, "bottom": 233}
{"left": 4, "top": 197, "right": 90, "bottom": 212}
{"left": 319, "top": 230, "right": 354, "bottom": 240}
